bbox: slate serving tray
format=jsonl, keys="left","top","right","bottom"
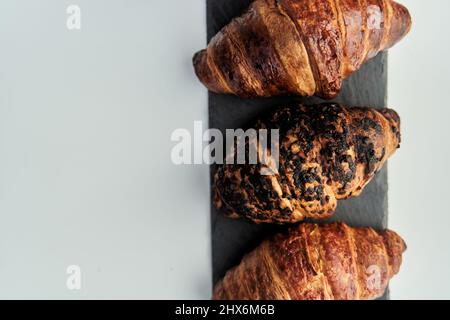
{"left": 207, "top": 0, "right": 389, "bottom": 300}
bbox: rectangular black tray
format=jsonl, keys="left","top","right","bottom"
{"left": 207, "top": 0, "right": 389, "bottom": 300}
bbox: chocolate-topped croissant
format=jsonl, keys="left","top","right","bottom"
{"left": 213, "top": 222, "right": 406, "bottom": 300}
{"left": 214, "top": 103, "right": 401, "bottom": 224}
{"left": 193, "top": 0, "right": 411, "bottom": 98}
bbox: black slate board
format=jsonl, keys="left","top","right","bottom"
{"left": 207, "top": 0, "right": 389, "bottom": 300}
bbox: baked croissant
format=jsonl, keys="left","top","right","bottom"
{"left": 214, "top": 103, "right": 401, "bottom": 224}
{"left": 213, "top": 222, "right": 406, "bottom": 300}
{"left": 193, "top": 0, "right": 411, "bottom": 98}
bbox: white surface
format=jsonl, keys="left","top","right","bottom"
{"left": 388, "top": 0, "right": 450, "bottom": 300}
{"left": 0, "top": 0, "right": 449, "bottom": 300}
{"left": 0, "top": 0, "right": 210, "bottom": 299}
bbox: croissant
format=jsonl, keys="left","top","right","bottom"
{"left": 193, "top": 0, "right": 411, "bottom": 98}
{"left": 213, "top": 222, "right": 406, "bottom": 300}
{"left": 214, "top": 103, "right": 401, "bottom": 224}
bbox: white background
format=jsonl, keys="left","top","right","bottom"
{"left": 388, "top": 0, "right": 450, "bottom": 300}
{"left": 0, "top": 0, "right": 210, "bottom": 299}
{"left": 0, "top": 0, "right": 449, "bottom": 299}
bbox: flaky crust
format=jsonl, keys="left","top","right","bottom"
{"left": 213, "top": 222, "right": 406, "bottom": 300}
{"left": 214, "top": 103, "right": 401, "bottom": 224}
{"left": 193, "top": 0, "right": 411, "bottom": 98}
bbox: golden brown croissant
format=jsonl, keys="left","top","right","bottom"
{"left": 193, "top": 0, "right": 411, "bottom": 98}
{"left": 214, "top": 103, "right": 401, "bottom": 224}
{"left": 213, "top": 222, "right": 406, "bottom": 300}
